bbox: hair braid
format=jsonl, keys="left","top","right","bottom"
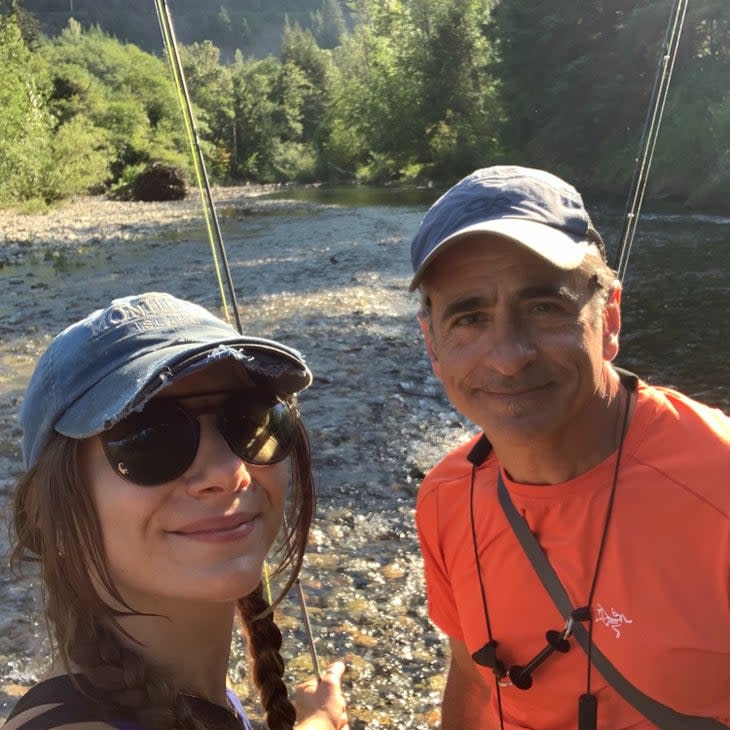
{"left": 239, "top": 584, "right": 296, "bottom": 730}
{"left": 65, "top": 615, "right": 204, "bottom": 730}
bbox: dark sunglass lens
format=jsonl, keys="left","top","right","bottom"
{"left": 102, "top": 404, "right": 198, "bottom": 486}
{"left": 220, "top": 396, "right": 297, "bottom": 465}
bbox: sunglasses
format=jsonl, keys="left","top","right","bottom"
{"left": 100, "top": 391, "right": 298, "bottom": 486}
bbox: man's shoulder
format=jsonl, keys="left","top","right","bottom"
{"left": 638, "top": 380, "right": 730, "bottom": 442}
{"left": 633, "top": 380, "right": 729, "bottom": 515}
{"left": 417, "top": 433, "right": 497, "bottom": 503}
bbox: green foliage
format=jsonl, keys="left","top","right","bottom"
{"left": 648, "top": 0, "right": 730, "bottom": 207}
{"left": 230, "top": 54, "right": 281, "bottom": 179}
{"left": 280, "top": 21, "right": 332, "bottom": 143}
{"left": 0, "top": 14, "right": 54, "bottom": 205}
{"left": 43, "top": 115, "right": 111, "bottom": 200}
{"left": 179, "top": 41, "right": 235, "bottom": 179}
{"left": 225, "top": 22, "right": 335, "bottom": 183}
{"left": 270, "top": 140, "right": 319, "bottom": 181}
{"left": 327, "top": 7, "right": 423, "bottom": 174}
{"left": 310, "top": 0, "right": 347, "bottom": 49}
{"left": 0, "top": 0, "right": 42, "bottom": 47}
{"left": 490, "top": 0, "right": 653, "bottom": 181}
{"left": 3, "top": 0, "right": 730, "bottom": 207}
{"left": 21, "top": 0, "right": 341, "bottom": 59}
{"left": 326, "top": 0, "right": 501, "bottom": 181}
{"left": 41, "top": 22, "right": 189, "bottom": 183}
{"left": 489, "top": 0, "right": 730, "bottom": 210}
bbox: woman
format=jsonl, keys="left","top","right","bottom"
{"left": 4, "top": 291, "right": 347, "bottom": 730}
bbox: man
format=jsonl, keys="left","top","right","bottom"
{"left": 409, "top": 166, "right": 729, "bottom": 729}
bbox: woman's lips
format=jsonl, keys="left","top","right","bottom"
{"left": 171, "top": 512, "right": 258, "bottom": 542}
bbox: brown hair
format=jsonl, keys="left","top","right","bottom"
{"left": 11, "top": 418, "right": 316, "bottom": 730}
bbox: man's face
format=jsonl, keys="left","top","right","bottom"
{"left": 419, "top": 235, "right": 620, "bottom": 448}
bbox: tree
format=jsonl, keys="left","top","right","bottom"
{"left": 179, "top": 40, "right": 235, "bottom": 178}
{"left": 40, "top": 21, "right": 188, "bottom": 189}
{"left": 487, "top": 0, "right": 730, "bottom": 204}
{"left": 0, "top": 0, "right": 41, "bottom": 47}
{"left": 325, "top": 0, "right": 501, "bottom": 180}
{"left": 414, "top": 0, "right": 502, "bottom": 177}
{"left": 280, "top": 20, "right": 333, "bottom": 143}
{"left": 489, "top": 0, "right": 656, "bottom": 183}
{"left": 230, "top": 53, "right": 281, "bottom": 179}
{"left": 647, "top": 0, "right": 730, "bottom": 206}
{"left": 0, "top": 13, "right": 55, "bottom": 204}
{"left": 310, "top": 0, "right": 347, "bottom": 49}
{"left": 325, "top": 0, "right": 428, "bottom": 178}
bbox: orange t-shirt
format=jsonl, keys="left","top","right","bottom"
{"left": 416, "top": 381, "right": 730, "bottom": 729}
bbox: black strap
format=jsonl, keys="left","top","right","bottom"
{"left": 8, "top": 674, "right": 97, "bottom": 720}
{"left": 7, "top": 675, "right": 244, "bottom": 730}
{"left": 7, "top": 704, "right": 122, "bottom": 730}
{"left": 497, "top": 472, "right": 728, "bottom": 730}
{"left": 6, "top": 676, "right": 132, "bottom": 730}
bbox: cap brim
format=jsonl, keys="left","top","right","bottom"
{"left": 55, "top": 338, "right": 312, "bottom": 439}
{"left": 409, "top": 218, "right": 590, "bottom": 291}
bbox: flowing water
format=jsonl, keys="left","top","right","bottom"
{"left": 0, "top": 187, "right": 728, "bottom": 728}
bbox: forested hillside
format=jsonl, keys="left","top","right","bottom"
{"left": 20, "top": 0, "right": 347, "bottom": 57}
{"left": 1, "top": 0, "right": 729, "bottom": 211}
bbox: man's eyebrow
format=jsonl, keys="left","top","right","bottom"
{"left": 441, "top": 296, "right": 491, "bottom": 321}
{"left": 519, "top": 284, "right": 579, "bottom": 302}
{"left": 440, "top": 285, "right": 579, "bottom": 320}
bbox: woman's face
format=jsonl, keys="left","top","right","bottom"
{"left": 81, "top": 361, "right": 289, "bottom": 610}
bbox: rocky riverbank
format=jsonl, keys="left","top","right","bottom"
{"left": 0, "top": 187, "right": 477, "bottom": 729}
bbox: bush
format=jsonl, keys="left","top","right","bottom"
{"left": 0, "top": 16, "right": 54, "bottom": 206}
{"left": 270, "top": 140, "right": 318, "bottom": 182}
{"left": 42, "top": 116, "right": 112, "bottom": 201}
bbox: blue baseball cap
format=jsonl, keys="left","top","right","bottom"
{"left": 21, "top": 292, "right": 313, "bottom": 469}
{"left": 409, "top": 166, "right": 605, "bottom": 291}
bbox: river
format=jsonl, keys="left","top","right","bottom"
{"left": 0, "top": 186, "right": 728, "bottom": 728}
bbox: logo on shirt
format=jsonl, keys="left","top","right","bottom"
{"left": 595, "top": 603, "right": 633, "bottom": 638}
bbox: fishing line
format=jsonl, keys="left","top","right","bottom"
{"left": 154, "top": 0, "right": 321, "bottom": 680}
{"left": 614, "top": 0, "right": 689, "bottom": 281}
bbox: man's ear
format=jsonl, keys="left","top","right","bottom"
{"left": 603, "top": 281, "right": 622, "bottom": 362}
{"left": 418, "top": 312, "right": 442, "bottom": 379}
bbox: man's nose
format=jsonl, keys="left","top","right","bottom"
{"left": 483, "top": 312, "right": 537, "bottom": 376}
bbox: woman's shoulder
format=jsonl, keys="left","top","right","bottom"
{"left": 3, "top": 676, "right": 137, "bottom": 730}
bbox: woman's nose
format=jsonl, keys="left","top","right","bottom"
{"left": 183, "top": 415, "right": 251, "bottom": 496}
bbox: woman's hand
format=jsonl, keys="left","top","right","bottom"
{"left": 293, "top": 661, "right": 348, "bottom": 729}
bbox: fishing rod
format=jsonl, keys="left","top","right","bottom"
{"left": 153, "top": 0, "right": 322, "bottom": 681}
{"left": 613, "top": 0, "right": 689, "bottom": 281}
{"left": 153, "top": 0, "right": 241, "bottom": 332}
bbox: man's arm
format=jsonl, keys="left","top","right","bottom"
{"left": 442, "top": 637, "right": 494, "bottom": 730}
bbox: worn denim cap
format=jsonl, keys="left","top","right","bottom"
{"left": 409, "top": 165, "right": 605, "bottom": 290}
{"left": 21, "top": 292, "right": 313, "bottom": 469}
